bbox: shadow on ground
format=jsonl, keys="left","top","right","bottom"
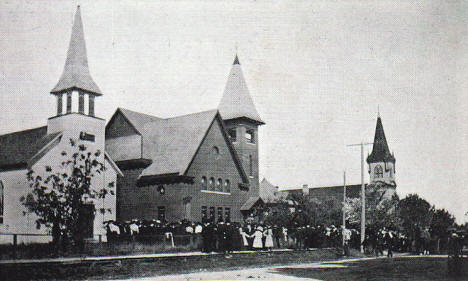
{"left": 272, "top": 257, "right": 468, "bottom": 281}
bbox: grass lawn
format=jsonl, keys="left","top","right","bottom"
{"left": 0, "top": 249, "right": 340, "bottom": 280}
{"left": 274, "top": 257, "right": 468, "bottom": 281}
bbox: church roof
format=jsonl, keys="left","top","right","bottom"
{"left": 218, "top": 55, "right": 264, "bottom": 124}
{"left": 114, "top": 108, "right": 249, "bottom": 184}
{"left": 367, "top": 116, "right": 395, "bottom": 163}
{"left": 51, "top": 6, "right": 102, "bottom": 95}
{"left": 0, "top": 126, "right": 61, "bottom": 170}
{"left": 259, "top": 178, "right": 279, "bottom": 203}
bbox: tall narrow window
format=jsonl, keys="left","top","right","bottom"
{"left": 228, "top": 128, "right": 237, "bottom": 142}
{"left": 66, "top": 92, "right": 72, "bottom": 113}
{"left": 201, "top": 206, "right": 207, "bottom": 220}
{"left": 78, "top": 92, "right": 85, "bottom": 114}
{"left": 217, "top": 207, "right": 223, "bottom": 222}
{"left": 224, "top": 208, "right": 231, "bottom": 222}
{"left": 224, "top": 180, "right": 231, "bottom": 193}
{"left": 375, "top": 165, "right": 383, "bottom": 178}
{"left": 158, "top": 206, "right": 166, "bottom": 222}
{"left": 201, "top": 176, "right": 207, "bottom": 190}
{"left": 216, "top": 178, "right": 222, "bottom": 192}
{"left": 88, "top": 95, "right": 95, "bottom": 117}
{"left": 249, "top": 155, "right": 253, "bottom": 176}
{"left": 0, "top": 181, "right": 4, "bottom": 224}
{"left": 246, "top": 129, "right": 255, "bottom": 143}
{"left": 57, "top": 94, "right": 63, "bottom": 115}
{"left": 209, "top": 207, "right": 215, "bottom": 222}
{"left": 209, "top": 177, "right": 215, "bottom": 191}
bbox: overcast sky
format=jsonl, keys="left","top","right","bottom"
{"left": 1, "top": 0, "right": 467, "bottom": 222}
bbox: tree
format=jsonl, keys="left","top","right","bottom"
{"left": 398, "top": 194, "right": 434, "bottom": 240}
{"left": 430, "top": 208, "right": 455, "bottom": 252}
{"left": 21, "top": 139, "right": 114, "bottom": 250}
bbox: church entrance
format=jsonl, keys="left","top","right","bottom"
{"left": 78, "top": 203, "right": 95, "bottom": 239}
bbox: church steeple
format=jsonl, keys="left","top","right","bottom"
{"left": 50, "top": 6, "right": 101, "bottom": 117}
{"left": 218, "top": 54, "right": 264, "bottom": 125}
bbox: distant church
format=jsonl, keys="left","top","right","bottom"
{"left": 0, "top": 6, "right": 266, "bottom": 241}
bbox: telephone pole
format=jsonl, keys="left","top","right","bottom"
{"left": 342, "top": 171, "right": 346, "bottom": 248}
{"left": 347, "top": 142, "right": 372, "bottom": 253}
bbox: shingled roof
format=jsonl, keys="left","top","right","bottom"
{"left": 51, "top": 6, "right": 101, "bottom": 95}
{"left": 114, "top": 108, "right": 249, "bottom": 184}
{"left": 218, "top": 55, "right": 264, "bottom": 124}
{"left": 0, "top": 126, "right": 62, "bottom": 170}
{"left": 367, "top": 116, "right": 395, "bottom": 163}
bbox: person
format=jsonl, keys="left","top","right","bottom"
{"left": 244, "top": 223, "right": 255, "bottom": 250}
{"left": 252, "top": 225, "right": 264, "bottom": 250}
{"left": 342, "top": 226, "right": 351, "bottom": 256}
{"left": 384, "top": 230, "right": 393, "bottom": 257}
{"left": 273, "top": 225, "right": 281, "bottom": 248}
{"left": 264, "top": 226, "right": 274, "bottom": 251}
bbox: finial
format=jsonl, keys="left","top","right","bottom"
{"left": 377, "top": 105, "right": 380, "bottom": 118}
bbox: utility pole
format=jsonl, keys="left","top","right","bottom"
{"left": 342, "top": 171, "right": 346, "bottom": 248}
{"left": 347, "top": 142, "right": 372, "bottom": 253}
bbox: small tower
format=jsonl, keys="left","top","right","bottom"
{"left": 218, "top": 55, "right": 265, "bottom": 196}
{"left": 366, "top": 115, "right": 396, "bottom": 187}
{"left": 47, "top": 6, "right": 105, "bottom": 149}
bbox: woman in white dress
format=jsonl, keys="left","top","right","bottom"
{"left": 265, "top": 227, "right": 274, "bottom": 250}
{"left": 252, "top": 226, "right": 264, "bottom": 249}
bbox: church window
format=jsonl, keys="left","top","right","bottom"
{"left": 209, "top": 207, "right": 215, "bottom": 221}
{"left": 89, "top": 95, "right": 95, "bottom": 117}
{"left": 228, "top": 128, "right": 237, "bottom": 142}
{"left": 209, "top": 177, "right": 215, "bottom": 191}
{"left": 375, "top": 165, "right": 383, "bottom": 178}
{"left": 66, "top": 92, "right": 72, "bottom": 114}
{"left": 224, "top": 180, "right": 231, "bottom": 193}
{"left": 158, "top": 206, "right": 166, "bottom": 222}
{"left": 224, "top": 208, "right": 231, "bottom": 222}
{"left": 217, "top": 207, "right": 223, "bottom": 222}
{"left": 212, "top": 146, "right": 220, "bottom": 159}
{"left": 216, "top": 178, "right": 222, "bottom": 192}
{"left": 246, "top": 129, "right": 255, "bottom": 144}
{"left": 0, "top": 180, "right": 3, "bottom": 224}
{"left": 201, "top": 206, "right": 207, "bottom": 219}
{"left": 201, "top": 176, "right": 207, "bottom": 190}
{"left": 57, "top": 94, "right": 63, "bottom": 115}
{"left": 78, "top": 92, "right": 85, "bottom": 114}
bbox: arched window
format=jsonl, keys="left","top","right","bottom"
{"left": 375, "top": 165, "right": 383, "bottom": 178}
{"left": 224, "top": 180, "right": 231, "bottom": 193}
{"left": 209, "top": 177, "right": 215, "bottom": 191}
{"left": 0, "top": 180, "right": 4, "bottom": 224}
{"left": 216, "top": 178, "right": 222, "bottom": 192}
{"left": 201, "top": 176, "right": 207, "bottom": 190}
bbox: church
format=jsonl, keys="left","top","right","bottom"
{"left": 0, "top": 5, "right": 266, "bottom": 242}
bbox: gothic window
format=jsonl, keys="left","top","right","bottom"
{"left": 0, "top": 180, "right": 3, "bottom": 224}
{"left": 66, "top": 92, "right": 72, "bottom": 113}
{"left": 209, "top": 177, "right": 215, "bottom": 191}
{"left": 158, "top": 206, "right": 166, "bottom": 222}
{"left": 224, "top": 208, "right": 231, "bottom": 222}
{"left": 212, "top": 146, "right": 220, "bottom": 159}
{"left": 201, "top": 206, "right": 207, "bottom": 219}
{"left": 228, "top": 128, "right": 237, "bottom": 142}
{"left": 375, "top": 165, "right": 383, "bottom": 178}
{"left": 201, "top": 176, "right": 207, "bottom": 190}
{"left": 216, "top": 178, "right": 222, "bottom": 192}
{"left": 209, "top": 207, "right": 215, "bottom": 221}
{"left": 217, "top": 207, "right": 223, "bottom": 222}
{"left": 224, "top": 179, "right": 231, "bottom": 193}
{"left": 89, "top": 95, "right": 95, "bottom": 117}
{"left": 249, "top": 155, "right": 253, "bottom": 176}
{"left": 78, "top": 92, "right": 85, "bottom": 114}
{"left": 246, "top": 129, "right": 255, "bottom": 143}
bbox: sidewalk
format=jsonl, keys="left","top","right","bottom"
{"left": 0, "top": 248, "right": 295, "bottom": 265}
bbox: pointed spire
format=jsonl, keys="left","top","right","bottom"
{"left": 218, "top": 55, "right": 264, "bottom": 124}
{"left": 51, "top": 6, "right": 102, "bottom": 95}
{"left": 367, "top": 116, "right": 395, "bottom": 163}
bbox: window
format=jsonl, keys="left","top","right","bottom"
{"left": 217, "top": 207, "right": 223, "bottom": 222}
{"left": 78, "top": 92, "right": 85, "bottom": 114}
{"left": 88, "top": 95, "right": 95, "bottom": 117}
{"left": 228, "top": 128, "right": 237, "bottom": 142}
{"left": 224, "top": 208, "right": 231, "bottom": 222}
{"left": 249, "top": 155, "right": 253, "bottom": 176}
{"left": 158, "top": 206, "right": 166, "bottom": 222}
{"left": 375, "top": 165, "right": 383, "bottom": 178}
{"left": 0, "top": 180, "right": 3, "bottom": 224}
{"left": 212, "top": 146, "right": 220, "bottom": 159}
{"left": 201, "top": 176, "right": 207, "bottom": 190}
{"left": 216, "top": 178, "right": 222, "bottom": 192}
{"left": 245, "top": 129, "right": 255, "bottom": 143}
{"left": 224, "top": 180, "right": 231, "bottom": 193}
{"left": 79, "top": 132, "right": 95, "bottom": 142}
{"left": 209, "top": 177, "right": 215, "bottom": 191}
{"left": 66, "top": 92, "right": 72, "bottom": 113}
{"left": 201, "top": 206, "right": 207, "bottom": 219}
{"left": 209, "top": 207, "right": 215, "bottom": 221}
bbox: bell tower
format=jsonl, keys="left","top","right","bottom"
{"left": 47, "top": 6, "right": 105, "bottom": 149}
{"left": 218, "top": 55, "right": 265, "bottom": 196}
{"left": 366, "top": 115, "right": 396, "bottom": 188}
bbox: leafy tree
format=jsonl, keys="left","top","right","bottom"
{"left": 430, "top": 208, "right": 455, "bottom": 252}
{"left": 21, "top": 139, "right": 114, "bottom": 250}
{"left": 398, "top": 194, "right": 434, "bottom": 240}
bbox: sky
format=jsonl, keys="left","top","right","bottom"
{"left": 0, "top": 0, "right": 467, "bottom": 222}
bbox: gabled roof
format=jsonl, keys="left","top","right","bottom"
{"left": 218, "top": 55, "right": 264, "bottom": 124}
{"left": 240, "top": 196, "right": 264, "bottom": 211}
{"left": 51, "top": 6, "right": 101, "bottom": 95}
{"left": 113, "top": 108, "right": 249, "bottom": 184}
{"left": 367, "top": 116, "right": 395, "bottom": 163}
{"left": 259, "top": 178, "right": 279, "bottom": 203}
{"left": 0, "top": 126, "right": 61, "bottom": 170}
